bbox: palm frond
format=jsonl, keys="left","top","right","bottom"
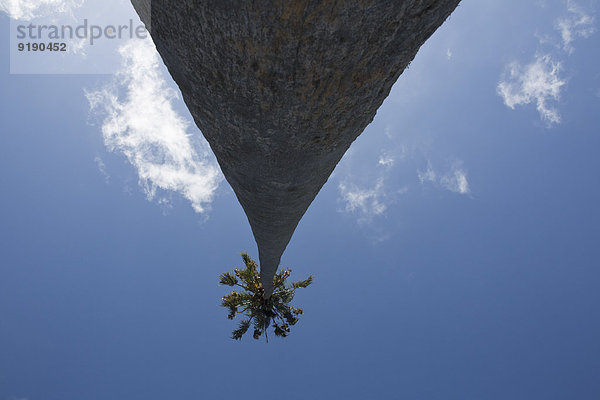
{"left": 292, "top": 275, "right": 313, "bottom": 289}
{"left": 219, "top": 271, "right": 238, "bottom": 286}
{"left": 232, "top": 319, "right": 251, "bottom": 340}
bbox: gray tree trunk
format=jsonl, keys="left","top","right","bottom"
{"left": 132, "top": 0, "right": 461, "bottom": 297}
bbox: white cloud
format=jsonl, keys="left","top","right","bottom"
{"left": 556, "top": 0, "right": 595, "bottom": 53}
{"left": 418, "top": 161, "right": 470, "bottom": 195}
{"left": 338, "top": 178, "right": 387, "bottom": 222}
{"left": 497, "top": 54, "right": 566, "bottom": 125}
{"left": 86, "top": 38, "right": 222, "bottom": 213}
{"left": 417, "top": 161, "right": 436, "bottom": 184}
{"left": 378, "top": 154, "right": 395, "bottom": 167}
{"left": 67, "top": 37, "right": 88, "bottom": 55}
{"left": 383, "top": 126, "right": 393, "bottom": 139}
{"left": 94, "top": 155, "right": 110, "bottom": 183}
{"left": 497, "top": 1, "right": 595, "bottom": 125}
{"left": 441, "top": 167, "right": 470, "bottom": 194}
{"left": 0, "top": 0, "right": 82, "bottom": 20}
{"left": 336, "top": 138, "right": 411, "bottom": 230}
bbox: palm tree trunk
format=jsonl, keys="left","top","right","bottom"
{"left": 132, "top": 0, "right": 461, "bottom": 298}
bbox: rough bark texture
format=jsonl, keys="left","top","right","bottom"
{"left": 132, "top": 0, "right": 460, "bottom": 297}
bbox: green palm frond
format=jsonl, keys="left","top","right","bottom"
{"left": 292, "top": 275, "right": 313, "bottom": 289}
{"left": 232, "top": 319, "right": 251, "bottom": 340}
{"left": 219, "top": 271, "right": 238, "bottom": 286}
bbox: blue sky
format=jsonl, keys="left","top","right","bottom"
{"left": 1, "top": 1, "right": 600, "bottom": 399}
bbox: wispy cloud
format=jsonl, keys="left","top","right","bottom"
{"left": 497, "top": 54, "right": 566, "bottom": 125}
{"left": 94, "top": 155, "right": 110, "bottom": 184}
{"left": 418, "top": 161, "right": 470, "bottom": 195}
{"left": 417, "top": 161, "right": 436, "bottom": 184}
{"left": 440, "top": 166, "right": 470, "bottom": 194}
{"left": 338, "top": 178, "right": 387, "bottom": 222}
{"left": 497, "top": 1, "right": 595, "bottom": 125}
{"left": 0, "top": 0, "right": 82, "bottom": 20}
{"left": 337, "top": 144, "right": 404, "bottom": 225}
{"left": 86, "top": 38, "right": 222, "bottom": 213}
{"left": 556, "top": 0, "right": 595, "bottom": 53}
{"left": 378, "top": 154, "right": 395, "bottom": 167}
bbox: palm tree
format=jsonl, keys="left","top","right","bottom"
{"left": 219, "top": 253, "right": 312, "bottom": 342}
{"left": 132, "top": 1, "right": 461, "bottom": 300}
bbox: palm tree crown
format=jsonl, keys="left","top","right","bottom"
{"left": 219, "top": 253, "right": 313, "bottom": 342}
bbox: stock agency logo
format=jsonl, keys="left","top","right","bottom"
{"left": 9, "top": 0, "right": 150, "bottom": 74}
{"left": 15, "top": 19, "right": 148, "bottom": 46}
